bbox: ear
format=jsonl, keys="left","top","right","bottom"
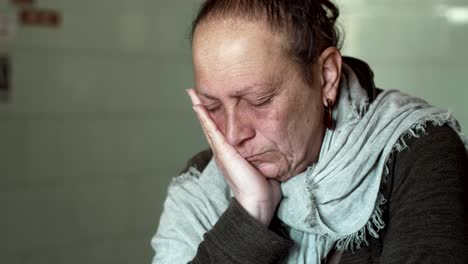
{"left": 318, "top": 47, "right": 342, "bottom": 106}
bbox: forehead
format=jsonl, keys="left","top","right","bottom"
{"left": 193, "top": 19, "right": 287, "bottom": 63}
{"left": 192, "top": 19, "right": 292, "bottom": 94}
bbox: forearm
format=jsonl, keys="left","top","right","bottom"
{"left": 190, "top": 199, "right": 293, "bottom": 264}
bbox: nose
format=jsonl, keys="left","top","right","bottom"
{"left": 224, "top": 109, "right": 255, "bottom": 147}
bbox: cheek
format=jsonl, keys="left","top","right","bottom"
{"left": 255, "top": 108, "right": 290, "bottom": 146}
{"left": 281, "top": 98, "right": 323, "bottom": 151}
{"left": 291, "top": 103, "right": 322, "bottom": 137}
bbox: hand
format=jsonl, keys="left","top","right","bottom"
{"left": 187, "top": 89, "right": 282, "bottom": 225}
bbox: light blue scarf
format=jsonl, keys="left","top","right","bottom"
{"left": 276, "top": 65, "right": 467, "bottom": 263}
{"left": 152, "top": 65, "right": 468, "bottom": 264}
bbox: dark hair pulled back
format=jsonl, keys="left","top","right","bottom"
{"left": 191, "top": 0, "right": 343, "bottom": 82}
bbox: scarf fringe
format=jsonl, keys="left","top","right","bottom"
{"left": 335, "top": 112, "right": 466, "bottom": 252}
{"left": 393, "top": 112, "right": 468, "bottom": 153}
{"left": 304, "top": 166, "right": 319, "bottom": 228}
{"left": 170, "top": 167, "right": 201, "bottom": 187}
{"left": 349, "top": 97, "right": 370, "bottom": 120}
{"left": 335, "top": 191, "right": 386, "bottom": 251}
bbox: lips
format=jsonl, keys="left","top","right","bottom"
{"left": 245, "top": 151, "right": 269, "bottom": 161}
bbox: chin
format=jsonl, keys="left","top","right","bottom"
{"left": 257, "top": 163, "right": 289, "bottom": 182}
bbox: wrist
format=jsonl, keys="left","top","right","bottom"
{"left": 239, "top": 200, "right": 276, "bottom": 226}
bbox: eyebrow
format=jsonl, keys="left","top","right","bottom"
{"left": 198, "top": 91, "right": 219, "bottom": 101}
{"left": 198, "top": 83, "right": 277, "bottom": 101}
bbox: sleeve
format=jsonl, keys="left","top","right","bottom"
{"left": 190, "top": 199, "right": 293, "bottom": 264}
{"left": 380, "top": 124, "right": 468, "bottom": 263}
{"left": 151, "top": 175, "right": 293, "bottom": 264}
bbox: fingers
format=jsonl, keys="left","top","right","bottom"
{"left": 186, "top": 90, "right": 281, "bottom": 224}
{"left": 187, "top": 89, "right": 228, "bottom": 155}
{"left": 187, "top": 88, "right": 202, "bottom": 105}
{"left": 196, "top": 106, "right": 217, "bottom": 150}
{"left": 186, "top": 89, "right": 215, "bottom": 149}
{"left": 188, "top": 91, "right": 216, "bottom": 137}
{"left": 187, "top": 88, "right": 247, "bottom": 185}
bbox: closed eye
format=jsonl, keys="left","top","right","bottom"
{"left": 205, "top": 104, "right": 222, "bottom": 112}
{"left": 250, "top": 96, "right": 273, "bottom": 107}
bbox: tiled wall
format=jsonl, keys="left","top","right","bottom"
{"left": 1, "top": 0, "right": 467, "bottom": 263}
{"left": 1, "top": 1, "right": 206, "bottom": 263}
{"left": 338, "top": 0, "right": 468, "bottom": 126}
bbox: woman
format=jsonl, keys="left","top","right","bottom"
{"left": 152, "top": 1, "right": 468, "bottom": 263}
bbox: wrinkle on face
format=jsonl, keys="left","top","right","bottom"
{"left": 192, "top": 18, "right": 326, "bottom": 182}
{"left": 193, "top": 19, "right": 288, "bottom": 93}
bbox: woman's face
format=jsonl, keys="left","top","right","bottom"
{"left": 192, "top": 19, "right": 334, "bottom": 182}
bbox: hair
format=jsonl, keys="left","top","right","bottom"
{"left": 190, "top": 0, "right": 343, "bottom": 83}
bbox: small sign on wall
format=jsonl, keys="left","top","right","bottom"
{"left": 10, "top": 0, "right": 35, "bottom": 6}
{"left": 19, "top": 8, "right": 61, "bottom": 27}
{"left": 0, "top": 55, "right": 10, "bottom": 103}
